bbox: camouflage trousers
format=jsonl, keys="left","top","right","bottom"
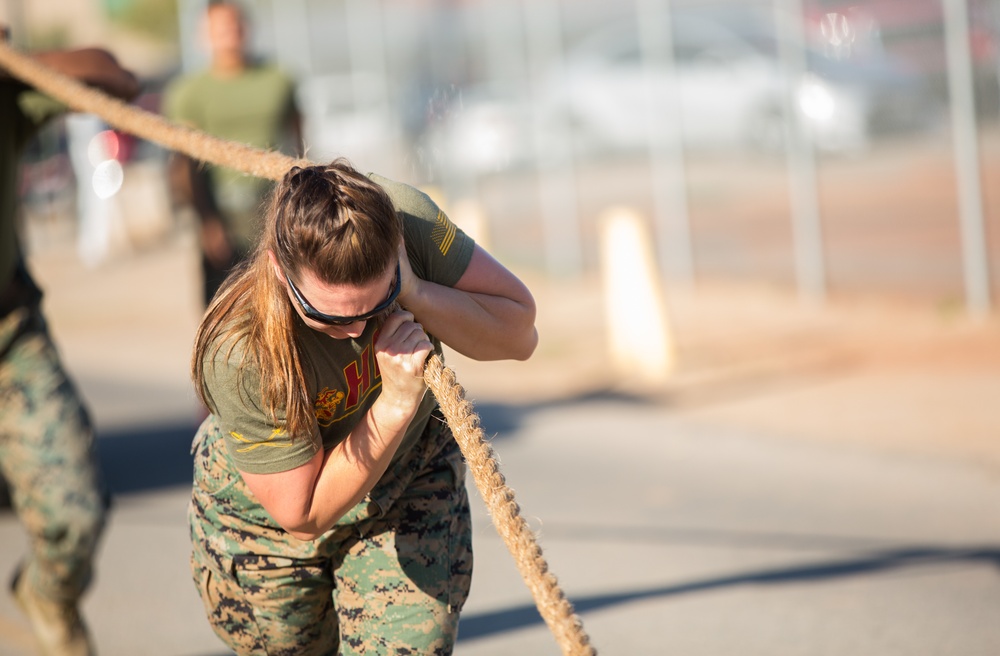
{"left": 189, "top": 412, "right": 473, "bottom": 655}
{"left": 0, "top": 305, "right": 107, "bottom": 602}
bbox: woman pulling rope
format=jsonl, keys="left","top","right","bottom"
{"left": 0, "top": 38, "right": 595, "bottom": 656}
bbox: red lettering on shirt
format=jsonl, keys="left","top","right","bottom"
{"left": 343, "top": 344, "right": 381, "bottom": 409}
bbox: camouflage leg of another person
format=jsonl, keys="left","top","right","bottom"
{"left": 0, "top": 307, "right": 107, "bottom": 601}
{"left": 0, "top": 307, "right": 108, "bottom": 653}
{"left": 334, "top": 437, "right": 473, "bottom": 656}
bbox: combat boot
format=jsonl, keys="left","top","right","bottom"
{"left": 10, "top": 568, "right": 95, "bottom": 656}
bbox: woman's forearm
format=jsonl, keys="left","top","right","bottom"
{"left": 401, "top": 246, "right": 538, "bottom": 361}
{"left": 287, "top": 395, "right": 417, "bottom": 540}
{"left": 406, "top": 281, "right": 537, "bottom": 361}
{"left": 241, "top": 369, "right": 427, "bottom": 541}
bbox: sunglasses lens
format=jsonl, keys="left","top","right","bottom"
{"left": 288, "top": 262, "right": 400, "bottom": 326}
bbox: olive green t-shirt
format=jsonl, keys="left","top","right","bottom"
{"left": 1, "top": 82, "right": 65, "bottom": 289}
{"left": 203, "top": 175, "right": 476, "bottom": 475}
{"left": 164, "top": 64, "right": 297, "bottom": 251}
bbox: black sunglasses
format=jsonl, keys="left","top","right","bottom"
{"left": 285, "top": 262, "right": 401, "bottom": 326}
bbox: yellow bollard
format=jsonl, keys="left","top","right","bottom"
{"left": 598, "top": 206, "right": 676, "bottom": 384}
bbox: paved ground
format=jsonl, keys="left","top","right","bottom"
{"left": 1, "top": 212, "right": 999, "bottom": 654}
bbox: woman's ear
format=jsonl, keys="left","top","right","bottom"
{"left": 267, "top": 250, "right": 286, "bottom": 286}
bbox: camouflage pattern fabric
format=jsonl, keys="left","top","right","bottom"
{"left": 189, "top": 411, "right": 473, "bottom": 655}
{"left": 0, "top": 305, "right": 107, "bottom": 602}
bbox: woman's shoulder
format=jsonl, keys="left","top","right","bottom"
{"left": 202, "top": 328, "right": 255, "bottom": 379}
{"left": 367, "top": 173, "right": 440, "bottom": 221}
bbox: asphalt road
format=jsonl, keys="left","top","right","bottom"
{"left": 2, "top": 366, "right": 999, "bottom": 655}
{"left": 455, "top": 397, "right": 1000, "bottom": 655}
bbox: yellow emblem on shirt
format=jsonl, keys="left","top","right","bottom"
{"left": 229, "top": 428, "right": 291, "bottom": 453}
{"left": 314, "top": 387, "right": 346, "bottom": 426}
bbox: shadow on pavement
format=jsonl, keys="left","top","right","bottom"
{"left": 456, "top": 545, "right": 1000, "bottom": 642}
{"left": 96, "top": 421, "right": 200, "bottom": 495}
{"left": 86, "top": 383, "right": 619, "bottom": 498}
{"left": 80, "top": 385, "right": 631, "bottom": 497}
{"left": 79, "top": 346, "right": 854, "bottom": 497}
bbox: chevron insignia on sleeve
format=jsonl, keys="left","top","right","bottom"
{"left": 431, "top": 210, "right": 457, "bottom": 256}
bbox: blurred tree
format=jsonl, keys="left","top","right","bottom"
{"left": 106, "top": 0, "right": 179, "bottom": 42}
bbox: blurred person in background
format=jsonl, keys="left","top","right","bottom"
{"left": 0, "top": 28, "right": 139, "bottom": 656}
{"left": 189, "top": 161, "right": 537, "bottom": 654}
{"left": 165, "top": 0, "right": 302, "bottom": 307}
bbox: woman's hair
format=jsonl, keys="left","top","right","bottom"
{"left": 191, "top": 159, "right": 401, "bottom": 438}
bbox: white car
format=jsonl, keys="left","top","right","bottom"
{"left": 428, "top": 10, "right": 936, "bottom": 175}
{"left": 547, "top": 14, "right": 871, "bottom": 153}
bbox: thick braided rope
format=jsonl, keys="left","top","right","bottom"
{"left": 425, "top": 355, "right": 594, "bottom": 655}
{"left": 0, "top": 40, "right": 312, "bottom": 179}
{"left": 0, "top": 40, "right": 596, "bottom": 656}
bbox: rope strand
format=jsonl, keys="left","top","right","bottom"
{"left": 0, "top": 39, "right": 596, "bottom": 655}
{"left": 425, "top": 355, "right": 595, "bottom": 655}
{"left": 0, "top": 40, "right": 310, "bottom": 180}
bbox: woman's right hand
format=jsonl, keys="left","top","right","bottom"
{"left": 373, "top": 309, "right": 433, "bottom": 414}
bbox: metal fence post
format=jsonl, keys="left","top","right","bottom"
{"left": 636, "top": 0, "right": 693, "bottom": 285}
{"left": 523, "top": 0, "right": 583, "bottom": 278}
{"left": 774, "top": 0, "right": 826, "bottom": 303}
{"left": 943, "top": 0, "right": 992, "bottom": 314}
